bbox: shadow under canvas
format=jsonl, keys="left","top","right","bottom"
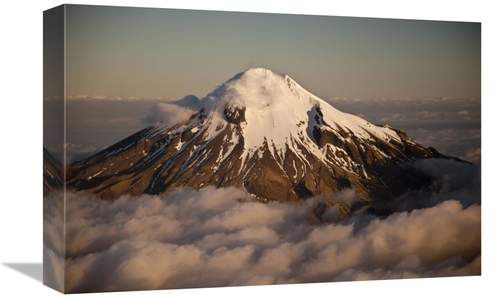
{"left": 3, "top": 263, "right": 43, "bottom": 283}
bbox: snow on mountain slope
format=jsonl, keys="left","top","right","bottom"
{"left": 196, "top": 68, "right": 401, "bottom": 164}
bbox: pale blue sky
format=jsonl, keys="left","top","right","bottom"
{"left": 65, "top": 4, "right": 481, "bottom": 100}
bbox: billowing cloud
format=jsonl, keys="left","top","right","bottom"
{"left": 299, "top": 199, "right": 480, "bottom": 282}
{"left": 43, "top": 192, "right": 66, "bottom": 292}
{"left": 142, "top": 103, "right": 196, "bottom": 127}
{"left": 41, "top": 158, "right": 481, "bottom": 293}
{"left": 332, "top": 255, "right": 481, "bottom": 281}
{"left": 60, "top": 193, "right": 479, "bottom": 292}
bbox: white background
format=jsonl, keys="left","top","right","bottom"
{"left": 0, "top": 0, "right": 497, "bottom": 297}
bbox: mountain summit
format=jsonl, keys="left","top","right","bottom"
{"left": 199, "top": 68, "right": 403, "bottom": 165}
{"left": 67, "top": 68, "right": 458, "bottom": 207}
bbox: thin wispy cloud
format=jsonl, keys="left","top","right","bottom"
{"left": 142, "top": 103, "right": 196, "bottom": 127}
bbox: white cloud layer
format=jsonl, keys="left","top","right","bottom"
{"left": 43, "top": 160, "right": 481, "bottom": 293}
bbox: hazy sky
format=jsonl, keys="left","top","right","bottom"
{"left": 43, "top": 4, "right": 482, "bottom": 164}
{"left": 64, "top": 4, "right": 481, "bottom": 100}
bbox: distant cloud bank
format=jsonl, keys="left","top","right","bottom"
{"left": 44, "top": 94, "right": 179, "bottom": 101}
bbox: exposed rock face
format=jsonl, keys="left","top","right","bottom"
{"left": 66, "top": 68, "right": 466, "bottom": 211}
{"left": 224, "top": 105, "right": 246, "bottom": 124}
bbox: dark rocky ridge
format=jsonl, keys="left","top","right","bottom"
{"left": 43, "top": 147, "right": 64, "bottom": 197}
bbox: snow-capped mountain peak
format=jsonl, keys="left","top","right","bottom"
{"left": 196, "top": 67, "right": 400, "bottom": 164}
{"left": 201, "top": 67, "right": 302, "bottom": 110}
{"left": 67, "top": 68, "right": 457, "bottom": 205}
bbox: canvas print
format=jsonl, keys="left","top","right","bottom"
{"left": 43, "top": 4, "right": 481, "bottom": 294}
